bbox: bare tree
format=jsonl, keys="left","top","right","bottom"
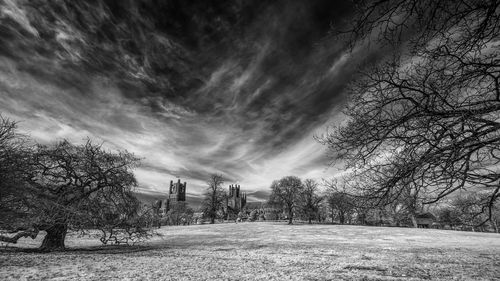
{"left": 269, "top": 176, "right": 303, "bottom": 224}
{"left": 300, "top": 179, "right": 323, "bottom": 224}
{"left": 326, "top": 190, "right": 354, "bottom": 225}
{"left": 0, "top": 137, "right": 142, "bottom": 251}
{"left": 202, "top": 174, "right": 226, "bottom": 224}
{"left": 322, "top": 0, "right": 500, "bottom": 224}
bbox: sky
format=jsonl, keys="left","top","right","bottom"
{"left": 0, "top": 0, "right": 384, "bottom": 205}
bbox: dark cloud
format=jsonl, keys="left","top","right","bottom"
{"left": 0, "top": 0, "right": 380, "bottom": 200}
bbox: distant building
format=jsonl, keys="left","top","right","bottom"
{"left": 244, "top": 202, "right": 284, "bottom": 221}
{"left": 225, "top": 184, "right": 247, "bottom": 216}
{"left": 415, "top": 212, "right": 436, "bottom": 228}
{"left": 155, "top": 179, "right": 187, "bottom": 216}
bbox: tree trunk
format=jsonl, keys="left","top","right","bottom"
{"left": 308, "top": 217, "right": 312, "bottom": 224}
{"left": 40, "top": 224, "right": 67, "bottom": 251}
{"left": 410, "top": 214, "right": 418, "bottom": 228}
{"left": 359, "top": 213, "right": 366, "bottom": 225}
{"left": 339, "top": 211, "right": 345, "bottom": 224}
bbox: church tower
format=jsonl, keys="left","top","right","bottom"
{"left": 162, "top": 179, "right": 187, "bottom": 214}
{"left": 226, "top": 184, "right": 247, "bottom": 212}
{"left": 169, "top": 179, "right": 187, "bottom": 202}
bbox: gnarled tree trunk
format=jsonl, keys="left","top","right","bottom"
{"left": 40, "top": 224, "right": 67, "bottom": 251}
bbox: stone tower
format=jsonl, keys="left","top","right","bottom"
{"left": 158, "top": 179, "right": 187, "bottom": 215}
{"left": 166, "top": 179, "right": 186, "bottom": 211}
{"left": 226, "top": 184, "right": 246, "bottom": 212}
{"left": 169, "top": 179, "right": 186, "bottom": 202}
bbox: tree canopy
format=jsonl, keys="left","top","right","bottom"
{"left": 269, "top": 176, "right": 304, "bottom": 224}
{"left": 202, "top": 174, "right": 226, "bottom": 224}
{"left": 0, "top": 116, "right": 144, "bottom": 251}
{"left": 299, "top": 179, "right": 323, "bottom": 224}
{"left": 322, "top": 0, "right": 500, "bottom": 224}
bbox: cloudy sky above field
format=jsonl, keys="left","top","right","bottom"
{"left": 0, "top": 0, "right": 383, "bottom": 203}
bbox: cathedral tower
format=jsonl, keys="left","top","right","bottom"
{"left": 226, "top": 184, "right": 246, "bottom": 212}
{"left": 160, "top": 179, "right": 187, "bottom": 214}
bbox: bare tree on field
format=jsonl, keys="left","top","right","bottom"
{"left": 0, "top": 126, "right": 144, "bottom": 251}
{"left": 321, "top": 0, "right": 500, "bottom": 225}
{"left": 202, "top": 174, "right": 226, "bottom": 224}
{"left": 269, "top": 176, "right": 303, "bottom": 224}
{"left": 300, "top": 179, "right": 323, "bottom": 224}
{"left": 326, "top": 190, "right": 354, "bottom": 225}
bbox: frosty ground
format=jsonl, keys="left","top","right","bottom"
{"left": 1, "top": 223, "right": 499, "bottom": 281}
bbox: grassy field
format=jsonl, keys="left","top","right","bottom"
{"left": 1, "top": 222, "right": 499, "bottom": 280}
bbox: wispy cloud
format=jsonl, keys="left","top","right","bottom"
{"left": 0, "top": 0, "right": 382, "bottom": 203}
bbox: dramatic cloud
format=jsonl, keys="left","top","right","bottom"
{"left": 0, "top": 0, "right": 383, "bottom": 206}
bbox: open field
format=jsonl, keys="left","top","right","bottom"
{"left": 1, "top": 222, "right": 499, "bottom": 280}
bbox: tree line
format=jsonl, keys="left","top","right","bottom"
{"left": 268, "top": 176, "right": 500, "bottom": 232}
{"left": 180, "top": 172, "right": 500, "bottom": 232}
